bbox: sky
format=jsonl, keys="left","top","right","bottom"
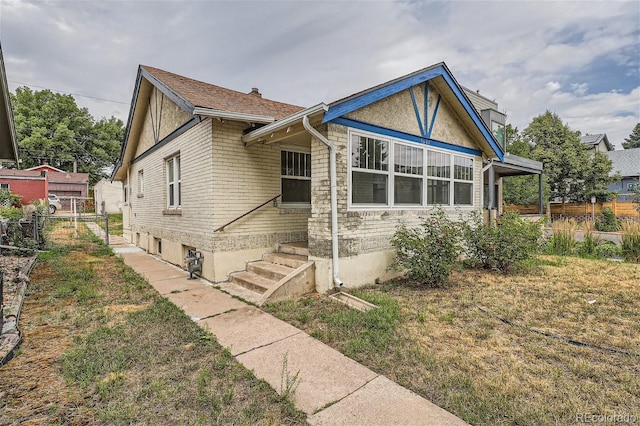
{"left": 1, "top": 0, "right": 638, "bottom": 149}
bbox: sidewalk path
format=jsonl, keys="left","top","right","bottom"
{"left": 96, "top": 228, "right": 467, "bottom": 425}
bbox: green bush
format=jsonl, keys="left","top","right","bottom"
{"left": 577, "top": 221, "right": 600, "bottom": 257}
{"left": 595, "top": 207, "right": 620, "bottom": 232}
{"left": 593, "top": 241, "right": 622, "bottom": 259}
{"left": 462, "top": 211, "right": 543, "bottom": 274}
{"left": 389, "top": 208, "right": 462, "bottom": 287}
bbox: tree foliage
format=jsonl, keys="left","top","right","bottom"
{"left": 622, "top": 123, "right": 640, "bottom": 149}
{"left": 502, "top": 124, "right": 549, "bottom": 205}
{"left": 10, "top": 87, "right": 124, "bottom": 185}
{"left": 524, "top": 111, "right": 614, "bottom": 203}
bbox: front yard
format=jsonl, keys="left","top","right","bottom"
{"left": 266, "top": 257, "right": 640, "bottom": 425}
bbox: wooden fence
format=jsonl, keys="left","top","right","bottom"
{"left": 508, "top": 199, "right": 640, "bottom": 219}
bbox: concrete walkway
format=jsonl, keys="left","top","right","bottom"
{"left": 103, "top": 231, "right": 467, "bottom": 425}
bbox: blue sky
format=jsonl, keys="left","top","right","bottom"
{"left": 1, "top": 0, "right": 638, "bottom": 148}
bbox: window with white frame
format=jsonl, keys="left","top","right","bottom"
{"left": 166, "top": 155, "right": 181, "bottom": 208}
{"left": 123, "top": 184, "right": 129, "bottom": 204}
{"left": 350, "top": 130, "right": 474, "bottom": 208}
{"left": 351, "top": 134, "right": 389, "bottom": 205}
{"left": 281, "top": 150, "right": 311, "bottom": 204}
{"left": 0, "top": 183, "right": 9, "bottom": 190}
{"left": 137, "top": 170, "right": 144, "bottom": 196}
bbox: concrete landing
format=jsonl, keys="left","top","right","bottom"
{"left": 101, "top": 229, "right": 467, "bottom": 425}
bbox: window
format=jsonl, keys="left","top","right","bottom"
{"left": 491, "top": 121, "right": 505, "bottom": 150}
{"left": 281, "top": 150, "right": 311, "bottom": 204}
{"left": 166, "top": 155, "right": 181, "bottom": 208}
{"left": 351, "top": 134, "right": 389, "bottom": 205}
{"left": 0, "top": 183, "right": 8, "bottom": 190}
{"left": 123, "top": 184, "right": 129, "bottom": 203}
{"left": 350, "top": 130, "right": 474, "bottom": 208}
{"left": 138, "top": 170, "right": 144, "bottom": 196}
{"left": 394, "top": 144, "right": 423, "bottom": 205}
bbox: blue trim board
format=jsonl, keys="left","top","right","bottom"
{"left": 427, "top": 94, "right": 441, "bottom": 138}
{"left": 323, "top": 68, "right": 443, "bottom": 123}
{"left": 423, "top": 83, "right": 429, "bottom": 136}
{"left": 322, "top": 63, "right": 503, "bottom": 162}
{"left": 331, "top": 117, "right": 482, "bottom": 157}
{"left": 409, "top": 87, "right": 426, "bottom": 137}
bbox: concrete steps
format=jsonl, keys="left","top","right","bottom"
{"left": 220, "top": 242, "right": 312, "bottom": 305}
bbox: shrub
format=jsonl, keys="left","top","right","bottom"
{"left": 593, "top": 241, "right": 622, "bottom": 259}
{"left": 548, "top": 219, "right": 577, "bottom": 255}
{"left": 595, "top": 207, "right": 620, "bottom": 232}
{"left": 621, "top": 221, "right": 640, "bottom": 263}
{"left": 389, "top": 208, "right": 462, "bottom": 287}
{"left": 462, "top": 211, "right": 543, "bottom": 274}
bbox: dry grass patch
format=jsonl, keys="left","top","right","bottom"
{"left": 1, "top": 222, "right": 305, "bottom": 425}
{"left": 266, "top": 257, "right": 640, "bottom": 425}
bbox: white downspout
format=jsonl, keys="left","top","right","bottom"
{"left": 302, "top": 115, "right": 343, "bottom": 289}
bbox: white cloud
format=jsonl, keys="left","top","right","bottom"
{"left": 0, "top": 0, "right": 637, "bottom": 149}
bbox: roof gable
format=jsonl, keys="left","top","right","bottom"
{"left": 322, "top": 63, "right": 504, "bottom": 161}
{"left": 140, "top": 66, "right": 304, "bottom": 120}
{"left": 26, "top": 164, "right": 67, "bottom": 173}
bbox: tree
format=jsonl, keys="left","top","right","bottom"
{"left": 523, "top": 111, "right": 613, "bottom": 204}
{"left": 622, "top": 123, "right": 640, "bottom": 149}
{"left": 9, "top": 87, "right": 123, "bottom": 185}
{"left": 502, "top": 124, "right": 549, "bottom": 205}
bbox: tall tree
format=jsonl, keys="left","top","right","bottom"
{"left": 622, "top": 123, "right": 640, "bottom": 149}
{"left": 524, "top": 111, "right": 613, "bottom": 203}
{"left": 10, "top": 87, "right": 123, "bottom": 185}
{"left": 502, "top": 124, "right": 547, "bottom": 205}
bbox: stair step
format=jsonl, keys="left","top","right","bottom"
{"left": 278, "top": 243, "right": 309, "bottom": 257}
{"left": 263, "top": 252, "right": 308, "bottom": 269}
{"left": 231, "top": 271, "right": 276, "bottom": 293}
{"left": 247, "top": 261, "right": 294, "bottom": 281}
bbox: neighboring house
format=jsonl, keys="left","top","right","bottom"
{"left": 0, "top": 41, "right": 19, "bottom": 165}
{"left": 605, "top": 148, "right": 640, "bottom": 201}
{"left": 112, "top": 62, "right": 541, "bottom": 300}
{"left": 581, "top": 133, "right": 614, "bottom": 152}
{"left": 0, "top": 169, "right": 47, "bottom": 204}
{"left": 94, "top": 178, "right": 123, "bottom": 214}
{"left": 25, "top": 164, "right": 89, "bottom": 210}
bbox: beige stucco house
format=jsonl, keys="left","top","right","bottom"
{"left": 112, "top": 62, "right": 539, "bottom": 303}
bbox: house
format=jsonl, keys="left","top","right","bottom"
{"left": 25, "top": 164, "right": 89, "bottom": 210}
{"left": 94, "top": 178, "right": 123, "bottom": 214}
{"left": 0, "top": 169, "right": 47, "bottom": 205}
{"left": 0, "top": 41, "right": 19, "bottom": 165}
{"left": 581, "top": 133, "right": 614, "bottom": 152}
{"left": 605, "top": 148, "right": 640, "bottom": 201}
{"left": 112, "top": 62, "right": 542, "bottom": 301}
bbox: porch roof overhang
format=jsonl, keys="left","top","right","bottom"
{"left": 241, "top": 103, "right": 328, "bottom": 146}
{"left": 490, "top": 153, "right": 543, "bottom": 177}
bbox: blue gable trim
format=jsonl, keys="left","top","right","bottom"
{"left": 323, "top": 63, "right": 503, "bottom": 161}
{"left": 331, "top": 117, "right": 482, "bottom": 157}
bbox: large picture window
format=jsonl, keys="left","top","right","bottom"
{"left": 166, "top": 155, "right": 181, "bottom": 208}
{"left": 350, "top": 130, "right": 475, "bottom": 208}
{"left": 281, "top": 150, "right": 311, "bottom": 204}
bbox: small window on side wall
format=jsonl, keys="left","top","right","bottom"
{"left": 281, "top": 150, "right": 311, "bottom": 204}
{"left": 166, "top": 155, "right": 181, "bottom": 208}
{"left": 138, "top": 170, "right": 144, "bottom": 196}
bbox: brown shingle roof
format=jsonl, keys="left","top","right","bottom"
{"left": 141, "top": 65, "right": 305, "bottom": 120}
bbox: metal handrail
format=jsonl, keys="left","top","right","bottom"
{"left": 214, "top": 194, "right": 281, "bottom": 232}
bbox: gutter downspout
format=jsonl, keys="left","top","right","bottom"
{"left": 302, "top": 115, "right": 343, "bottom": 289}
